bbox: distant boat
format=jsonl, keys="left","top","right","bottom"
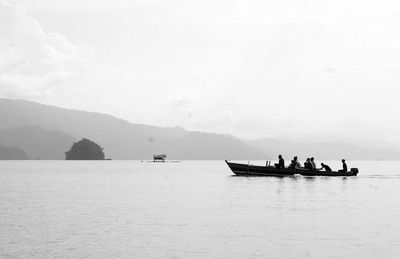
{"left": 225, "top": 160, "right": 359, "bottom": 177}
{"left": 146, "top": 154, "right": 180, "bottom": 163}
{"left": 153, "top": 154, "right": 167, "bottom": 162}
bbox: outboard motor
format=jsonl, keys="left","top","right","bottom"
{"left": 350, "top": 168, "right": 359, "bottom": 175}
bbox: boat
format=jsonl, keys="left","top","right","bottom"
{"left": 298, "top": 168, "right": 359, "bottom": 177}
{"left": 153, "top": 154, "right": 167, "bottom": 162}
{"left": 225, "top": 160, "right": 296, "bottom": 177}
{"left": 225, "top": 160, "right": 359, "bottom": 177}
{"left": 145, "top": 154, "right": 180, "bottom": 163}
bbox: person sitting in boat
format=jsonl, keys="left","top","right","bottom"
{"left": 310, "top": 157, "right": 316, "bottom": 170}
{"left": 288, "top": 156, "right": 301, "bottom": 169}
{"left": 274, "top": 155, "right": 285, "bottom": 169}
{"left": 318, "top": 163, "right": 332, "bottom": 172}
{"left": 304, "top": 158, "right": 313, "bottom": 170}
{"left": 338, "top": 159, "right": 348, "bottom": 173}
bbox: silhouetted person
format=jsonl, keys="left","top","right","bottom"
{"left": 318, "top": 163, "right": 332, "bottom": 172}
{"left": 275, "top": 155, "right": 285, "bottom": 169}
{"left": 338, "top": 159, "right": 348, "bottom": 173}
{"left": 310, "top": 157, "right": 316, "bottom": 170}
{"left": 304, "top": 158, "right": 313, "bottom": 170}
{"left": 288, "top": 156, "right": 301, "bottom": 169}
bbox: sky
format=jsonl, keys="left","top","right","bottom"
{"left": 1, "top": 0, "right": 400, "bottom": 142}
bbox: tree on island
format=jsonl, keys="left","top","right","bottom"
{"left": 65, "top": 138, "right": 105, "bottom": 160}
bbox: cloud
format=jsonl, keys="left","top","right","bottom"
{"left": 0, "top": 0, "right": 93, "bottom": 99}
{"left": 2, "top": 0, "right": 400, "bottom": 142}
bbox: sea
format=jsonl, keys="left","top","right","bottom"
{"left": 1, "top": 160, "right": 400, "bottom": 258}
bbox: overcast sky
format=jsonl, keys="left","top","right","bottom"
{"left": 1, "top": 0, "right": 400, "bottom": 142}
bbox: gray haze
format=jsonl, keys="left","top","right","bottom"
{"left": 1, "top": 0, "right": 400, "bottom": 143}
{"left": 1, "top": 98, "right": 399, "bottom": 160}
{"left": 0, "top": 98, "right": 267, "bottom": 160}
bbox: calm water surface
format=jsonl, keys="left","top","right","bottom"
{"left": 1, "top": 160, "right": 400, "bottom": 258}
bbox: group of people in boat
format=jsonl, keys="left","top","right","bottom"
{"left": 274, "top": 155, "right": 348, "bottom": 172}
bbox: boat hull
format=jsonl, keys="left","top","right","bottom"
{"left": 298, "top": 169, "right": 358, "bottom": 177}
{"left": 225, "top": 160, "right": 359, "bottom": 177}
{"left": 225, "top": 160, "right": 296, "bottom": 177}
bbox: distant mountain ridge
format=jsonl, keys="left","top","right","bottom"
{"left": 0, "top": 98, "right": 267, "bottom": 160}
{"left": 0, "top": 146, "right": 28, "bottom": 160}
{"left": 0, "top": 125, "right": 76, "bottom": 159}
{"left": 0, "top": 98, "right": 399, "bottom": 160}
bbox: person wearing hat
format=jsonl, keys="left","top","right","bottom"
{"left": 338, "top": 159, "right": 347, "bottom": 173}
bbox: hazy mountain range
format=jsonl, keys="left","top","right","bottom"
{"left": 0, "top": 98, "right": 265, "bottom": 160}
{"left": 0, "top": 98, "right": 399, "bottom": 160}
{"left": 0, "top": 125, "right": 76, "bottom": 160}
{"left": 0, "top": 146, "right": 28, "bottom": 160}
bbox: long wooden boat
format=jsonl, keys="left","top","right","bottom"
{"left": 225, "top": 160, "right": 296, "bottom": 176}
{"left": 225, "top": 160, "right": 359, "bottom": 177}
{"left": 298, "top": 168, "right": 359, "bottom": 177}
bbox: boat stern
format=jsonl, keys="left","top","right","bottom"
{"left": 350, "top": 168, "right": 359, "bottom": 175}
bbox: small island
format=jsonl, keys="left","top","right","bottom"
{"left": 65, "top": 138, "right": 106, "bottom": 160}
